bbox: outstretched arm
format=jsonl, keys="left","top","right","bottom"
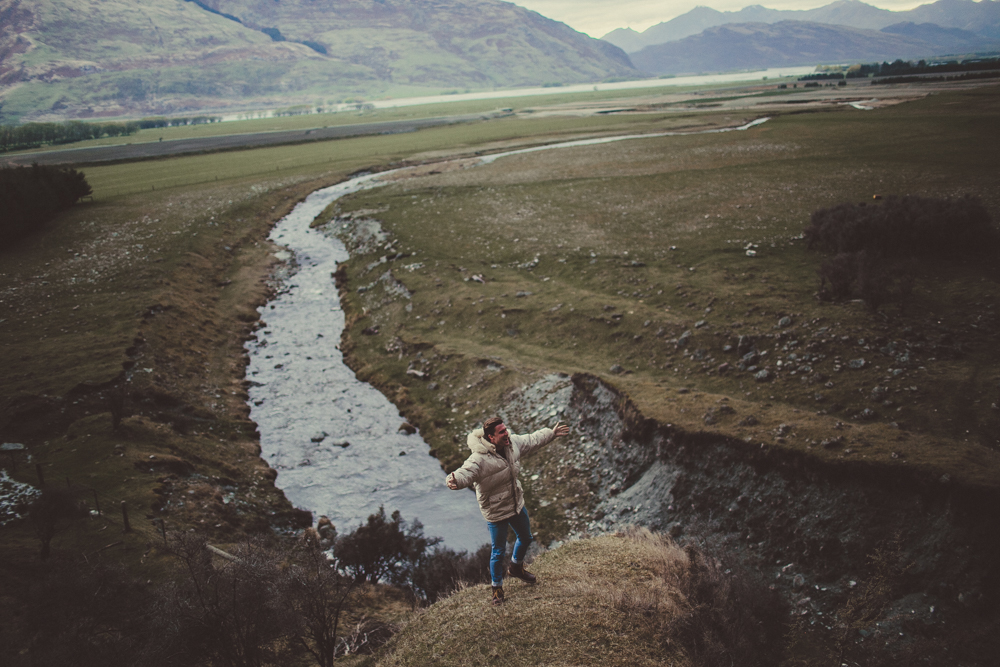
{"left": 517, "top": 421, "right": 572, "bottom": 458}
{"left": 446, "top": 457, "right": 481, "bottom": 490}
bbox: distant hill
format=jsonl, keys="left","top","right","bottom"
{"left": 604, "top": 0, "right": 1000, "bottom": 53}
{"left": 0, "top": 0, "right": 637, "bottom": 122}
{"left": 629, "top": 20, "right": 977, "bottom": 75}
{"left": 881, "top": 20, "right": 993, "bottom": 53}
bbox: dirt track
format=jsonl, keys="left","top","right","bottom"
{"left": 0, "top": 113, "right": 495, "bottom": 167}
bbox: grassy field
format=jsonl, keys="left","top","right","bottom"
{"left": 77, "top": 112, "right": 753, "bottom": 199}
{"left": 5, "top": 77, "right": 802, "bottom": 155}
{"left": 327, "top": 84, "right": 1000, "bottom": 519}
{"left": 0, "top": 92, "right": 756, "bottom": 568}
{"left": 1, "top": 79, "right": 998, "bottom": 662}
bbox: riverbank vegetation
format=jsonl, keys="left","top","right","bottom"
{"left": 6, "top": 497, "right": 495, "bottom": 666}
{"left": 1, "top": 82, "right": 999, "bottom": 664}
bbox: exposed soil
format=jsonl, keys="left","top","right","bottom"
{"left": 501, "top": 374, "right": 1000, "bottom": 627}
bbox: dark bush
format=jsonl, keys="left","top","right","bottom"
{"left": 817, "top": 252, "right": 859, "bottom": 301}
{"left": 15, "top": 560, "right": 176, "bottom": 667}
{"left": 0, "top": 164, "right": 92, "bottom": 246}
{"left": 164, "top": 533, "right": 298, "bottom": 667}
{"left": 805, "top": 195, "right": 999, "bottom": 260}
{"left": 409, "top": 543, "right": 491, "bottom": 605}
{"left": 334, "top": 506, "right": 439, "bottom": 584}
{"left": 28, "top": 488, "right": 87, "bottom": 560}
{"left": 806, "top": 196, "right": 997, "bottom": 310}
{"left": 855, "top": 252, "right": 915, "bottom": 313}
{"left": 819, "top": 251, "right": 915, "bottom": 312}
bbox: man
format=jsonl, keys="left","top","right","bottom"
{"left": 446, "top": 416, "right": 571, "bottom": 606}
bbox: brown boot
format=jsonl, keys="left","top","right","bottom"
{"left": 491, "top": 586, "right": 505, "bottom": 606}
{"left": 508, "top": 561, "right": 537, "bottom": 584}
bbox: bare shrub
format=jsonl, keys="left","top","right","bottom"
{"left": 831, "top": 534, "right": 913, "bottom": 666}
{"left": 28, "top": 487, "right": 86, "bottom": 560}
{"left": 336, "top": 616, "right": 398, "bottom": 658}
{"left": 284, "top": 538, "right": 359, "bottom": 667}
{"left": 409, "top": 543, "right": 491, "bottom": 605}
{"left": 162, "top": 533, "right": 297, "bottom": 667}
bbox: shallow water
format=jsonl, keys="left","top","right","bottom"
{"left": 245, "top": 173, "right": 488, "bottom": 552}
{"left": 246, "top": 118, "right": 771, "bottom": 551}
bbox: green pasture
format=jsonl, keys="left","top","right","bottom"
{"left": 0, "top": 97, "right": 751, "bottom": 562}
{"left": 79, "top": 110, "right": 757, "bottom": 199}
{"left": 5, "top": 77, "right": 802, "bottom": 155}
{"left": 328, "top": 85, "right": 1000, "bottom": 492}
{"left": 3, "top": 83, "right": 999, "bottom": 572}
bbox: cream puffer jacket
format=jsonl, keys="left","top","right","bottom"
{"left": 448, "top": 427, "right": 556, "bottom": 523}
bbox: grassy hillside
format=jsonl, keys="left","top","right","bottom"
{"left": 0, "top": 89, "right": 724, "bottom": 588}
{"left": 363, "top": 528, "right": 786, "bottom": 667}
{"left": 326, "top": 85, "right": 1000, "bottom": 521}
{"left": 370, "top": 533, "right": 688, "bottom": 667}
{"left": 0, "top": 0, "right": 636, "bottom": 122}
{"left": 2, "top": 81, "right": 999, "bottom": 664}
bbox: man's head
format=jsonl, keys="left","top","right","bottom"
{"left": 483, "top": 416, "right": 511, "bottom": 448}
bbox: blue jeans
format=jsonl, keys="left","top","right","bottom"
{"left": 487, "top": 507, "right": 532, "bottom": 587}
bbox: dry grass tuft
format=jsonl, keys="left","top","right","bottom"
{"left": 370, "top": 530, "right": 787, "bottom": 667}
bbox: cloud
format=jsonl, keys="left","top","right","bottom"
{"left": 512, "top": 0, "right": 933, "bottom": 37}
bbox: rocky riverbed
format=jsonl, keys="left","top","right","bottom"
{"left": 245, "top": 175, "right": 486, "bottom": 552}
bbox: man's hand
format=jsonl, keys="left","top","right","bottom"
{"left": 446, "top": 473, "right": 459, "bottom": 490}
{"left": 553, "top": 421, "right": 570, "bottom": 437}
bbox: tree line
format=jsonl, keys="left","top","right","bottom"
{"left": 848, "top": 56, "right": 1000, "bottom": 78}
{"left": 0, "top": 116, "right": 222, "bottom": 153}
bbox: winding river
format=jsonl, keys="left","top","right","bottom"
{"left": 245, "top": 118, "right": 770, "bottom": 552}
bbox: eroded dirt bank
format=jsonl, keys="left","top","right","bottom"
{"left": 498, "top": 373, "right": 999, "bottom": 633}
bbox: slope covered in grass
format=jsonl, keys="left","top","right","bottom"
{"left": 367, "top": 529, "right": 784, "bottom": 667}
{"left": 328, "top": 85, "right": 1000, "bottom": 512}
{"left": 0, "top": 0, "right": 636, "bottom": 122}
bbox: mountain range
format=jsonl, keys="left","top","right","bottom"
{"left": 0, "top": 0, "right": 635, "bottom": 122}
{"left": 630, "top": 19, "right": 997, "bottom": 75}
{"left": 3, "top": 0, "right": 999, "bottom": 123}
{"left": 603, "top": 0, "right": 1000, "bottom": 53}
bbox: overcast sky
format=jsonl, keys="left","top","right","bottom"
{"left": 512, "top": 0, "right": 934, "bottom": 37}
